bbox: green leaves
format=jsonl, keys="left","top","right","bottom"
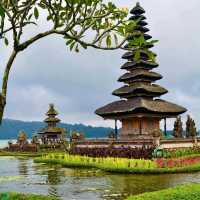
{"left": 134, "top": 50, "right": 140, "bottom": 62}
{"left": 34, "top": 7, "right": 39, "bottom": 20}
{"left": 65, "top": 37, "right": 88, "bottom": 52}
{"left": 4, "top": 37, "right": 9, "bottom": 46}
{"left": 0, "top": 5, "right": 5, "bottom": 17}
{"left": 106, "top": 34, "right": 111, "bottom": 48}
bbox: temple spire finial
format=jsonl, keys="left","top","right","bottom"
{"left": 130, "top": 2, "right": 145, "bottom": 15}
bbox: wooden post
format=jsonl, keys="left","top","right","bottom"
{"left": 164, "top": 118, "right": 167, "bottom": 136}
{"left": 139, "top": 119, "right": 142, "bottom": 135}
{"left": 115, "top": 119, "right": 118, "bottom": 140}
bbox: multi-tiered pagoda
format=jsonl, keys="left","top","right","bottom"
{"left": 38, "top": 104, "right": 65, "bottom": 144}
{"left": 95, "top": 3, "right": 187, "bottom": 140}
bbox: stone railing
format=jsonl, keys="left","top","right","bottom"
{"left": 160, "top": 138, "right": 199, "bottom": 149}
{"left": 73, "top": 137, "right": 200, "bottom": 150}
{"left": 73, "top": 138, "right": 154, "bottom": 148}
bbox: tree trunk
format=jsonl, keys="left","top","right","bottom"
{"left": 0, "top": 94, "right": 6, "bottom": 124}
{"left": 0, "top": 50, "right": 18, "bottom": 124}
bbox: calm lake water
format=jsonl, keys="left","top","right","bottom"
{"left": 0, "top": 157, "right": 200, "bottom": 200}
{"left": 0, "top": 139, "right": 31, "bottom": 148}
{"left": 0, "top": 140, "right": 14, "bottom": 148}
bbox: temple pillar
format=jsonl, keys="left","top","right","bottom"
{"left": 164, "top": 118, "right": 167, "bottom": 136}
{"left": 139, "top": 119, "right": 142, "bottom": 135}
{"left": 115, "top": 119, "right": 118, "bottom": 140}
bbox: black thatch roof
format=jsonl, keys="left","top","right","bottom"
{"left": 134, "top": 25, "right": 149, "bottom": 33}
{"left": 127, "top": 33, "right": 152, "bottom": 40}
{"left": 130, "top": 2, "right": 145, "bottom": 15}
{"left": 118, "top": 70, "right": 162, "bottom": 82}
{"left": 121, "top": 61, "right": 159, "bottom": 70}
{"left": 95, "top": 98, "right": 187, "bottom": 119}
{"left": 129, "top": 15, "right": 146, "bottom": 21}
{"left": 38, "top": 126, "right": 63, "bottom": 134}
{"left": 113, "top": 83, "right": 168, "bottom": 98}
{"left": 137, "top": 20, "right": 148, "bottom": 26}
{"left": 122, "top": 51, "right": 157, "bottom": 60}
{"left": 44, "top": 117, "right": 61, "bottom": 123}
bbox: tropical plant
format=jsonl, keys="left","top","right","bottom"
{"left": 0, "top": 0, "right": 131, "bottom": 124}
{"left": 162, "top": 147, "right": 200, "bottom": 158}
{"left": 71, "top": 146, "right": 155, "bottom": 159}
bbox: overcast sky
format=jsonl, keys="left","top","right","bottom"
{"left": 0, "top": 0, "right": 200, "bottom": 129}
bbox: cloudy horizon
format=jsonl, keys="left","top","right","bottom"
{"left": 0, "top": 0, "right": 200, "bottom": 130}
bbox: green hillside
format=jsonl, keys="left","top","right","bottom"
{"left": 0, "top": 119, "right": 113, "bottom": 139}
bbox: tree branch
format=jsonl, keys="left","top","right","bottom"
{"left": 2, "top": 49, "right": 18, "bottom": 98}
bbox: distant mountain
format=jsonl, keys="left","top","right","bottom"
{"left": 0, "top": 119, "right": 113, "bottom": 139}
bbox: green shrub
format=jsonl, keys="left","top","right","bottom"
{"left": 126, "top": 184, "right": 200, "bottom": 200}
{"left": 0, "top": 193, "right": 58, "bottom": 200}
{"left": 163, "top": 147, "right": 200, "bottom": 158}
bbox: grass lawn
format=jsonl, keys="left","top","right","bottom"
{"left": 0, "top": 192, "right": 58, "bottom": 200}
{"left": 126, "top": 183, "right": 200, "bottom": 200}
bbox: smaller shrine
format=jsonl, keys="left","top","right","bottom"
{"left": 7, "top": 130, "right": 37, "bottom": 152}
{"left": 38, "top": 104, "right": 65, "bottom": 145}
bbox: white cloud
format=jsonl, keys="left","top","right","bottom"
{"left": 0, "top": 0, "right": 199, "bottom": 129}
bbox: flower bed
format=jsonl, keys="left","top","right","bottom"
{"left": 156, "top": 155, "right": 200, "bottom": 168}
{"left": 126, "top": 183, "right": 200, "bottom": 200}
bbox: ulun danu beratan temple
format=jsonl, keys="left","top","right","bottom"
{"left": 95, "top": 3, "right": 187, "bottom": 140}
{"left": 38, "top": 104, "right": 65, "bottom": 145}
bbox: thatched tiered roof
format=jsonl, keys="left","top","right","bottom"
{"left": 95, "top": 3, "right": 187, "bottom": 119}
{"left": 96, "top": 98, "right": 186, "bottom": 119}
{"left": 38, "top": 104, "right": 63, "bottom": 135}
{"left": 46, "top": 103, "right": 58, "bottom": 116}
{"left": 118, "top": 70, "right": 162, "bottom": 83}
{"left": 112, "top": 83, "right": 168, "bottom": 98}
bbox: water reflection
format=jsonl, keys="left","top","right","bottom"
{"left": 1, "top": 157, "right": 200, "bottom": 200}
{"left": 18, "top": 158, "right": 29, "bottom": 176}
{"left": 46, "top": 166, "right": 61, "bottom": 197}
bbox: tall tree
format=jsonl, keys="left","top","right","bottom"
{"left": 0, "top": 0, "right": 134, "bottom": 124}
{"left": 186, "top": 115, "right": 197, "bottom": 138}
{"left": 173, "top": 116, "right": 183, "bottom": 138}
